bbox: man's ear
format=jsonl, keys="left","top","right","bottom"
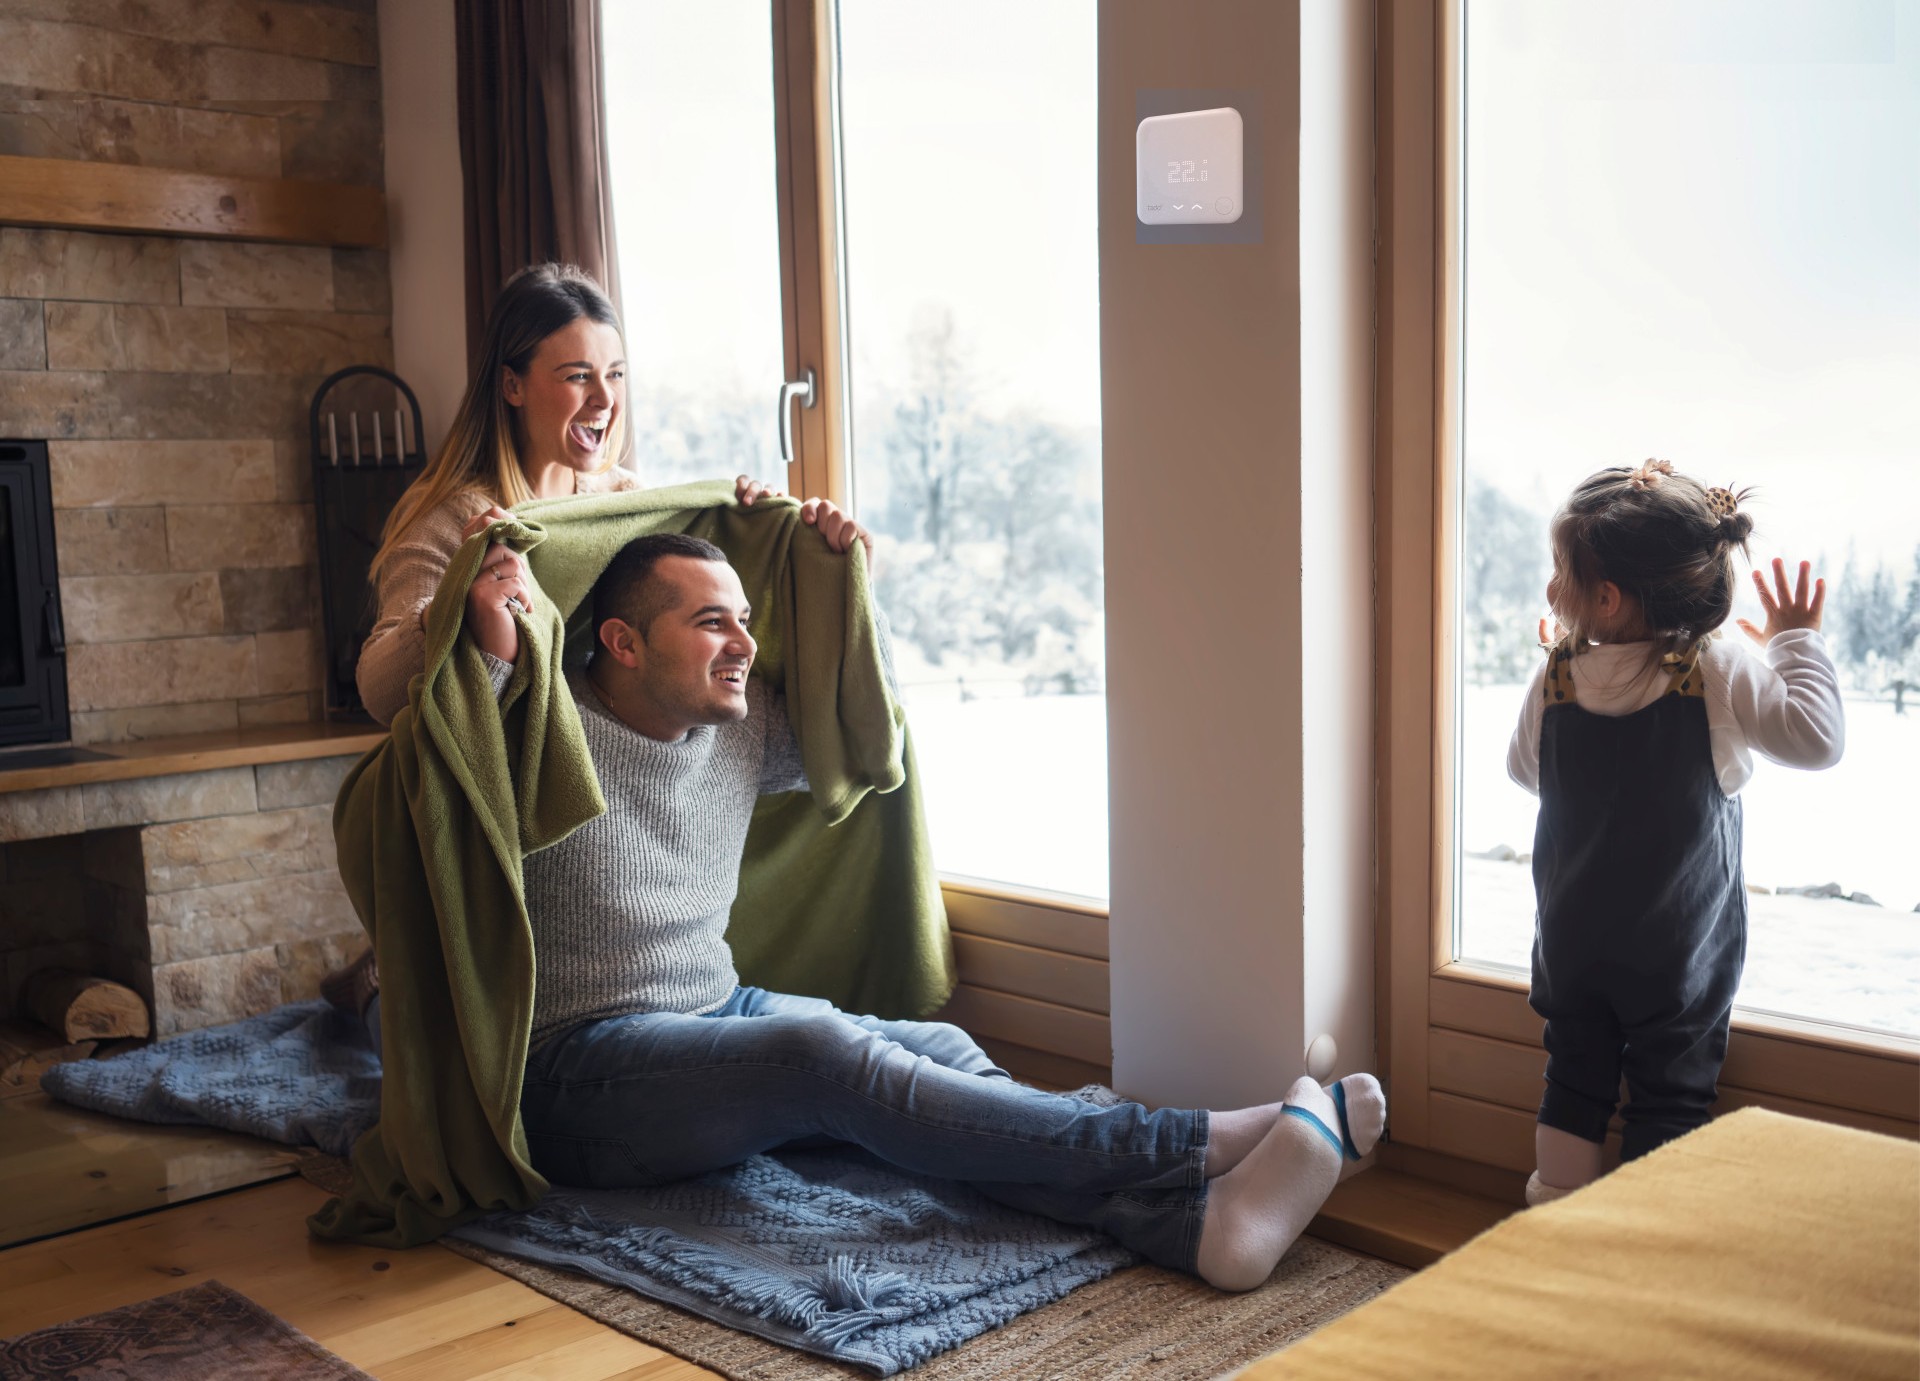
{"left": 597, "top": 617, "right": 643, "bottom": 670}
{"left": 501, "top": 366, "right": 526, "bottom": 408}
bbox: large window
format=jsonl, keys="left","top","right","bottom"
{"left": 838, "top": 1, "right": 1105, "bottom": 900}
{"left": 603, "top": 3, "right": 1107, "bottom": 903}
{"left": 602, "top": 1, "right": 787, "bottom": 486}
{"left": 1456, "top": 1, "right": 1920, "bottom": 1037}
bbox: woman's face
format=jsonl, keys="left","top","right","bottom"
{"left": 502, "top": 316, "right": 626, "bottom": 478}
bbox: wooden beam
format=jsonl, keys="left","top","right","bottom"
{"left": 0, "top": 156, "right": 387, "bottom": 248}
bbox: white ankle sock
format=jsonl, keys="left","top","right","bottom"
{"left": 1204, "top": 1100, "right": 1289, "bottom": 1178}
{"left": 1524, "top": 1171, "right": 1575, "bottom": 1206}
{"left": 1195, "top": 1077, "right": 1343, "bottom": 1293}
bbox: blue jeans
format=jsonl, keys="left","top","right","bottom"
{"left": 515, "top": 985, "right": 1209, "bottom": 1271}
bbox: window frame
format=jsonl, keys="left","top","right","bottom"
{"left": 1374, "top": 0, "right": 1917, "bottom": 1178}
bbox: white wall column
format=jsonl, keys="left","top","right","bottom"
{"left": 1102, "top": 0, "right": 1374, "bottom": 1111}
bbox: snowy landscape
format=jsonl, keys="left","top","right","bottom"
{"left": 898, "top": 680, "right": 1920, "bottom": 1040}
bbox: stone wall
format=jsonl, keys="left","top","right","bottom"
{"left": 0, "top": 0, "right": 391, "bottom": 742}
{"left": 0, "top": 754, "right": 364, "bottom": 1036}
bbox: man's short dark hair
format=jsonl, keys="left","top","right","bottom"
{"left": 592, "top": 532, "right": 729, "bottom": 641}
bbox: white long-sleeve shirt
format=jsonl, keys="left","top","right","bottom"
{"left": 1507, "top": 629, "right": 1845, "bottom": 798}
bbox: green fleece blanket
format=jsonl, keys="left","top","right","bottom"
{"left": 309, "top": 481, "right": 953, "bottom": 1247}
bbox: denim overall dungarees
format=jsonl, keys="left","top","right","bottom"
{"left": 1528, "top": 639, "right": 1747, "bottom": 1161}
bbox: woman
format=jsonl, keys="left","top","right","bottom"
{"left": 356, "top": 262, "right": 866, "bottom": 723}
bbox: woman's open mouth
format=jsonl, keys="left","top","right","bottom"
{"left": 569, "top": 420, "right": 607, "bottom": 453}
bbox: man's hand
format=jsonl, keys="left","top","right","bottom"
{"left": 465, "top": 541, "right": 531, "bottom": 663}
{"left": 1737, "top": 557, "right": 1826, "bottom": 646}
{"left": 735, "top": 474, "right": 784, "bottom": 506}
{"left": 799, "top": 496, "right": 874, "bottom": 560}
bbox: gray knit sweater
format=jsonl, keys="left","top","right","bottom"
{"left": 487, "top": 659, "right": 807, "bottom": 1043}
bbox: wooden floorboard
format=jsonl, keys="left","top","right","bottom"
{"left": 1309, "top": 1166, "right": 1516, "bottom": 1269}
{"left": 0, "top": 1090, "right": 301, "bottom": 1249}
{"left": 0, "top": 1177, "right": 719, "bottom": 1380}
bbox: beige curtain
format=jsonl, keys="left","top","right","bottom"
{"left": 455, "top": 0, "right": 621, "bottom": 370}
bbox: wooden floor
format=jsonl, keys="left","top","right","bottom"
{"left": 0, "top": 1089, "right": 1515, "bottom": 1377}
{"left": 0, "top": 1176, "right": 722, "bottom": 1380}
{"left": 0, "top": 1090, "right": 302, "bottom": 1250}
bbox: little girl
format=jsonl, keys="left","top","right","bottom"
{"left": 1507, "top": 459, "right": 1844, "bottom": 1205}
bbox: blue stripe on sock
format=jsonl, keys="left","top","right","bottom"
{"left": 1281, "top": 1103, "right": 1346, "bottom": 1157}
{"left": 1331, "top": 1080, "right": 1362, "bottom": 1161}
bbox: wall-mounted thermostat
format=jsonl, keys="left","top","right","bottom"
{"left": 1136, "top": 107, "right": 1243, "bottom": 225}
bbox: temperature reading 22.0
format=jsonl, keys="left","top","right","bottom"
{"left": 1165, "top": 158, "right": 1209, "bottom": 184}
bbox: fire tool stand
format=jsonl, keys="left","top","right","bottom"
{"left": 308, "top": 366, "right": 427, "bottom": 722}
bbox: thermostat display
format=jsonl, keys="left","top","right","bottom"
{"left": 1136, "top": 107, "right": 1243, "bottom": 225}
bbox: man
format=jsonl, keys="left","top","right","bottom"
{"left": 370, "top": 518, "right": 1385, "bottom": 1292}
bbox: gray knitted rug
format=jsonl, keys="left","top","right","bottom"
{"left": 41, "top": 1001, "right": 379, "bottom": 1158}
{"left": 450, "top": 1150, "right": 1137, "bottom": 1375}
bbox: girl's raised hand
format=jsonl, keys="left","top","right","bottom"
{"left": 1737, "top": 557, "right": 1826, "bottom": 645}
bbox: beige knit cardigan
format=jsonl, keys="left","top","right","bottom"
{"left": 356, "top": 466, "right": 641, "bottom": 725}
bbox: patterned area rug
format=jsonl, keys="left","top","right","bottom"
{"left": 0, "top": 1280, "right": 372, "bottom": 1380}
{"left": 301, "top": 1154, "right": 1409, "bottom": 1380}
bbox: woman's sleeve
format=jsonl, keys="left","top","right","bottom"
{"left": 354, "top": 502, "right": 471, "bottom": 727}
{"left": 1506, "top": 660, "right": 1549, "bottom": 796}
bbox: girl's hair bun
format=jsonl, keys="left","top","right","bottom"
{"left": 1704, "top": 484, "right": 1754, "bottom": 547}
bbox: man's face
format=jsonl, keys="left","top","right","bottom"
{"left": 618, "top": 556, "right": 756, "bottom": 733}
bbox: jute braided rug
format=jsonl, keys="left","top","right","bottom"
{"left": 300, "top": 1154, "right": 1407, "bottom": 1379}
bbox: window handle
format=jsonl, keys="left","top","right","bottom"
{"left": 778, "top": 368, "right": 817, "bottom": 464}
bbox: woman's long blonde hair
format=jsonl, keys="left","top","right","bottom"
{"left": 371, "top": 262, "right": 628, "bottom": 580}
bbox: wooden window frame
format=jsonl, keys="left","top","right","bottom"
{"left": 1374, "top": 0, "right": 1916, "bottom": 1182}
{"left": 770, "top": 0, "right": 1110, "bottom": 1071}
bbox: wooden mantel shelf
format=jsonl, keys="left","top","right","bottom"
{"left": 0, "top": 723, "right": 384, "bottom": 796}
{"left": 0, "top": 155, "right": 387, "bottom": 249}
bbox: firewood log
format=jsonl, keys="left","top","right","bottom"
{"left": 23, "top": 970, "right": 151, "bottom": 1042}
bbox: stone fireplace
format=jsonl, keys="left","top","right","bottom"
{"left": 0, "top": 0, "right": 395, "bottom": 1035}
{"left": 0, "top": 751, "right": 370, "bottom": 1036}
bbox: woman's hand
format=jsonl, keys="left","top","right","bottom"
{"left": 1738, "top": 557, "right": 1826, "bottom": 645}
{"left": 735, "top": 475, "right": 784, "bottom": 506}
{"left": 460, "top": 504, "right": 515, "bottom": 542}
{"left": 799, "top": 497, "right": 874, "bottom": 560}
{"left": 465, "top": 541, "right": 531, "bottom": 663}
